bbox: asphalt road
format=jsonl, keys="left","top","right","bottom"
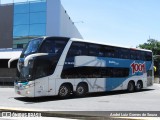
{"left": 0, "top": 84, "right": 160, "bottom": 118}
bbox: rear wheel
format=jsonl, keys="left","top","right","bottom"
{"left": 135, "top": 81, "right": 143, "bottom": 91}
{"left": 127, "top": 81, "right": 135, "bottom": 92}
{"left": 58, "top": 84, "right": 71, "bottom": 98}
{"left": 76, "top": 83, "right": 88, "bottom": 97}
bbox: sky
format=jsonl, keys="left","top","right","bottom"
{"left": 61, "top": 0, "right": 160, "bottom": 47}
{"left": 2, "top": 0, "right": 160, "bottom": 47}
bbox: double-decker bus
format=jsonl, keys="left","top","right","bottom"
{"left": 14, "top": 37, "right": 153, "bottom": 98}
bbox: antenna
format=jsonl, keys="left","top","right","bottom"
{"left": 73, "top": 21, "right": 84, "bottom": 24}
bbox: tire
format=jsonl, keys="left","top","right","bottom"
{"left": 76, "top": 83, "right": 88, "bottom": 97}
{"left": 127, "top": 81, "right": 135, "bottom": 92}
{"left": 58, "top": 84, "right": 71, "bottom": 98}
{"left": 135, "top": 81, "right": 143, "bottom": 91}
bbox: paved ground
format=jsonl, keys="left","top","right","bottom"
{"left": 0, "top": 84, "right": 160, "bottom": 119}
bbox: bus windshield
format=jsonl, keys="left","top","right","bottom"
{"left": 21, "top": 38, "right": 43, "bottom": 57}
{"left": 18, "top": 37, "right": 69, "bottom": 81}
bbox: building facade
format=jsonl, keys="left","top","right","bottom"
{"left": 0, "top": 4, "right": 13, "bottom": 48}
{"left": 0, "top": 0, "right": 82, "bottom": 48}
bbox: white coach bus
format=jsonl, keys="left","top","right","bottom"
{"left": 14, "top": 37, "right": 153, "bottom": 98}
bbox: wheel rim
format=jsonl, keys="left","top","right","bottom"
{"left": 59, "top": 86, "right": 68, "bottom": 97}
{"left": 77, "top": 86, "right": 84, "bottom": 95}
{"left": 137, "top": 82, "right": 142, "bottom": 90}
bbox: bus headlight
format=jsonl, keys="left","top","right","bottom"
{"left": 25, "top": 85, "right": 29, "bottom": 89}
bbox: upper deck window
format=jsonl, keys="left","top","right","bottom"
{"left": 67, "top": 42, "right": 87, "bottom": 57}
{"left": 39, "top": 39, "right": 68, "bottom": 54}
{"left": 23, "top": 38, "right": 42, "bottom": 55}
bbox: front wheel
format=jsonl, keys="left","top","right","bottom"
{"left": 127, "top": 81, "right": 135, "bottom": 92}
{"left": 58, "top": 84, "right": 71, "bottom": 98}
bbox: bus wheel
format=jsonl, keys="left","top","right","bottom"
{"left": 76, "top": 83, "right": 88, "bottom": 97}
{"left": 58, "top": 84, "right": 71, "bottom": 98}
{"left": 127, "top": 81, "right": 135, "bottom": 92}
{"left": 136, "top": 81, "right": 143, "bottom": 91}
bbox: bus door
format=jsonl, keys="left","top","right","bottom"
{"left": 48, "top": 76, "right": 56, "bottom": 96}
{"left": 33, "top": 57, "right": 50, "bottom": 97}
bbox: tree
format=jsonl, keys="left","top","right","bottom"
{"left": 137, "top": 39, "right": 160, "bottom": 55}
{"left": 138, "top": 39, "right": 160, "bottom": 77}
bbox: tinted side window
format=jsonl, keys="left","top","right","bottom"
{"left": 88, "top": 44, "right": 100, "bottom": 56}
{"left": 138, "top": 51, "right": 145, "bottom": 60}
{"left": 67, "top": 42, "right": 88, "bottom": 57}
{"left": 119, "top": 48, "right": 130, "bottom": 59}
{"left": 145, "top": 52, "right": 152, "bottom": 61}
{"left": 130, "top": 50, "right": 137, "bottom": 60}
{"left": 33, "top": 55, "right": 57, "bottom": 79}
{"left": 40, "top": 40, "right": 67, "bottom": 54}
{"left": 54, "top": 40, "right": 67, "bottom": 54}
{"left": 130, "top": 50, "right": 152, "bottom": 61}
{"left": 99, "top": 45, "right": 106, "bottom": 57}
{"left": 61, "top": 67, "right": 129, "bottom": 79}
{"left": 40, "top": 40, "right": 55, "bottom": 53}
{"left": 105, "top": 46, "right": 119, "bottom": 58}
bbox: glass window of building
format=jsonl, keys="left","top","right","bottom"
{"left": 14, "top": 2, "right": 29, "bottom": 14}
{"left": 14, "top": 13, "right": 29, "bottom": 25}
{"left": 13, "top": 0, "right": 47, "bottom": 48}
{"left": 30, "top": 12, "right": 46, "bottom": 24}
{"left": 30, "top": 1, "right": 46, "bottom": 12}
{"left": 29, "top": 24, "right": 46, "bottom": 36}
{"left": 13, "top": 25, "right": 29, "bottom": 37}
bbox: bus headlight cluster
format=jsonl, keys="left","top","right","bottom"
{"left": 25, "top": 85, "right": 29, "bottom": 89}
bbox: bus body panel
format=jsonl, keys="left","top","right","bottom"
{"left": 48, "top": 76, "right": 56, "bottom": 96}
{"left": 34, "top": 77, "right": 49, "bottom": 97}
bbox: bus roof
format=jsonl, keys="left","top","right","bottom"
{"left": 38, "top": 36, "right": 152, "bottom": 52}
{"left": 70, "top": 38, "right": 152, "bottom": 52}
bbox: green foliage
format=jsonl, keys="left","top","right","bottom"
{"left": 138, "top": 39, "right": 160, "bottom": 55}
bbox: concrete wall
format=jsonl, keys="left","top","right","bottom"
{"left": 60, "top": 6, "right": 83, "bottom": 39}
{"left": 0, "top": 4, "right": 13, "bottom": 48}
{"left": 46, "top": 0, "right": 61, "bottom": 36}
{"left": 46, "top": 0, "right": 82, "bottom": 39}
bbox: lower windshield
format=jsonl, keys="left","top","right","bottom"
{"left": 21, "top": 67, "right": 31, "bottom": 80}
{"left": 21, "top": 38, "right": 43, "bottom": 57}
{"left": 16, "top": 68, "right": 31, "bottom": 82}
{"left": 17, "top": 63, "right": 33, "bottom": 82}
